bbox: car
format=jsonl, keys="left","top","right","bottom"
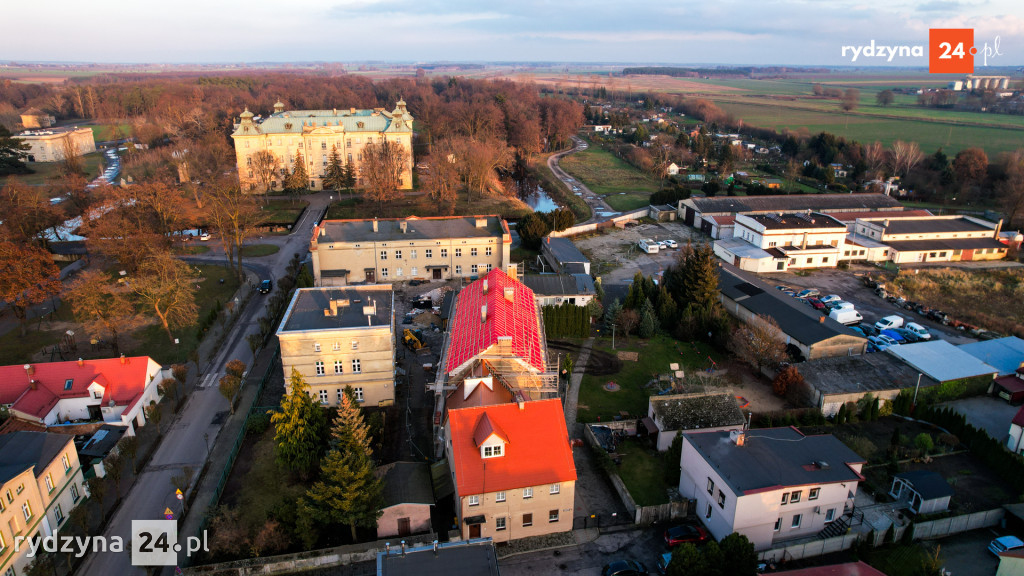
{"left": 829, "top": 301, "right": 855, "bottom": 312}
{"left": 874, "top": 315, "right": 905, "bottom": 331}
{"left": 848, "top": 325, "right": 866, "bottom": 337}
{"left": 868, "top": 335, "right": 899, "bottom": 350}
{"left": 775, "top": 285, "right": 792, "bottom": 291}
{"left": 571, "top": 186, "right": 580, "bottom": 191}
{"left": 664, "top": 524, "right": 709, "bottom": 547}
{"left": 866, "top": 342, "right": 881, "bottom": 353}
{"left": 638, "top": 239, "right": 660, "bottom": 254}
{"left": 795, "top": 289, "right": 820, "bottom": 299}
{"left": 880, "top": 329, "right": 907, "bottom": 343}
{"left": 989, "top": 535, "right": 1024, "bottom": 556}
{"left": 903, "top": 322, "right": 932, "bottom": 340}
{"left": 829, "top": 309, "right": 863, "bottom": 325}
{"left": 819, "top": 294, "right": 842, "bottom": 305}
{"left": 198, "top": 232, "right": 211, "bottom": 241}
{"left": 805, "top": 298, "right": 826, "bottom": 311}
{"left": 602, "top": 560, "right": 648, "bottom": 576}
{"left": 258, "top": 279, "right": 272, "bottom": 294}
{"left": 660, "top": 239, "right": 678, "bottom": 249}
{"left": 656, "top": 553, "right": 672, "bottom": 575}
{"left": 891, "top": 328, "right": 922, "bottom": 343}
{"left": 411, "top": 296, "right": 433, "bottom": 309}
{"left": 782, "top": 290, "right": 798, "bottom": 297}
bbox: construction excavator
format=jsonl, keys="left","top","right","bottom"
{"left": 402, "top": 329, "right": 425, "bottom": 350}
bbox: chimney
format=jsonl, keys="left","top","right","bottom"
{"left": 504, "top": 286, "right": 515, "bottom": 302}
{"left": 546, "top": 237, "right": 550, "bottom": 244}
{"left": 475, "top": 218, "right": 487, "bottom": 228}
{"left": 319, "top": 226, "right": 325, "bottom": 238}
{"left": 482, "top": 278, "right": 489, "bottom": 294}
{"left": 883, "top": 219, "right": 890, "bottom": 228}
{"left": 385, "top": 542, "right": 391, "bottom": 555}
{"left": 330, "top": 300, "right": 339, "bottom": 316}
{"left": 372, "top": 218, "right": 378, "bottom": 233}
{"left": 350, "top": 107, "right": 356, "bottom": 114}
{"left": 29, "top": 380, "right": 38, "bottom": 390}
{"left": 23, "top": 364, "right": 33, "bottom": 376}
{"left": 77, "top": 358, "right": 84, "bottom": 367}
{"left": 400, "top": 221, "right": 408, "bottom": 233}
{"left": 506, "top": 263, "right": 518, "bottom": 278}
{"left": 332, "top": 108, "right": 337, "bottom": 115}
{"left": 731, "top": 429, "right": 745, "bottom": 446}
{"left": 995, "top": 219, "right": 1004, "bottom": 238}
{"left": 819, "top": 316, "right": 825, "bottom": 324}
{"left": 515, "top": 390, "right": 526, "bottom": 411}
{"left": 480, "top": 304, "right": 488, "bottom": 323}
{"left": 120, "top": 354, "right": 128, "bottom": 365}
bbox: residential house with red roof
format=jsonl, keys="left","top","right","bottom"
{"left": 0, "top": 356, "right": 164, "bottom": 435}
{"left": 432, "top": 269, "right": 557, "bottom": 454}
{"left": 444, "top": 399, "right": 576, "bottom": 542}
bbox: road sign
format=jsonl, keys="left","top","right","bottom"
{"left": 175, "top": 489, "right": 183, "bottom": 501}
{"left": 164, "top": 507, "right": 174, "bottom": 520}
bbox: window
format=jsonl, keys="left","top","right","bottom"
{"left": 395, "top": 250, "right": 402, "bottom": 259}
{"left": 412, "top": 267, "right": 418, "bottom": 276}
{"left": 822, "top": 257, "right": 829, "bottom": 264}
{"left": 707, "top": 478, "right": 715, "bottom": 495}
{"left": 486, "top": 247, "right": 492, "bottom": 256}
{"left": 455, "top": 248, "right": 462, "bottom": 257}
{"left": 809, "top": 488, "right": 820, "bottom": 501}
{"left": 781, "top": 493, "right": 788, "bottom": 505}
{"left": 825, "top": 508, "right": 836, "bottom": 522}
{"left": 381, "top": 267, "right": 388, "bottom": 278}
{"left": 468, "top": 495, "right": 479, "bottom": 506}
{"left": 318, "top": 390, "right": 328, "bottom": 404}
{"left": 351, "top": 340, "right": 359, "bottom": 350}
{"left": 496, "top": 491, "right": 506, "bottom": 502}
{"left": 333, "top": 341, "right": 341, "bottom": 351}
{"left": 440, "top": 248, "right": 447, "bottom": 258}
{"left": 471, "top": 264, "right": 478, "bottom": 274}
{"left": 717, "top": 491, "right": 726, "bottom": 508}
{"left": 347, "top": 153, "right": 353, "bottom": 162}
{"left": 790, "top": 490, "right": 802, "bottom": 503}
{"left": 15, "top": 485, "right": 22, "bottom": 495}
{"left": 347, "top": 139, "right": 352, "bottom": 148}
{"left": 380, "top": 250, "right": 387, "bottom": 260}
{"left": 0, "top": 530, "right": 5, "bottom": 553}
{"left": 806, "top": 257, "right": 813, "bottom": 264}
{"left": 426, "top": 249, "right": 433, "bottom": 258}
{"left": 523, "top": 487, "right": 533, "bottom": 499}
{"left": 483, "top": 445, "right": 503, "bottom": 458}
{"left": 334, "top": 361, "right": 343, "bottom": 374}
{"left": 93, "top": 391, "right": 102, "bottom": 399}
{"left": 470, "top": 248, "right": 478, "bottom": 257}
{"left": 774, "top": 518, "right": 782, "bottom": 532}
{"left": 550, "top": 484, "right": 560, "bottom": 495}
{"left": 455, "top": 265, "right": 462, "bottom": 275}
{"left": 496, "top": 516, "right": 506, "bottom": 530}
{"left": 523, "top": 513, "right": 533, "bottom": 527}
{"left": 352, "top": 359, "right": 361, "bottom": 373}
{"left": 337, "top": 389, "right": 343, "bottom": 404}
{"left": 354, "top": 387, "right": 363, "bottom": 402}
{"left": 64, "top": 379, "right": 73, "bottom": 391}
{"left": 549, "top": 510, "right": 559, "bottom": 523}
{"left": 7, "top": 518, "right": 18, "bottom": 536}
{"left": 54, "top": 504, "right": 64, "bottom": 525}
{"left": 705, "top": 503, "right": 712, "bottom": 519}
{"left": 791, "top": 514, "right": 802, "bottom": 528}
{"left": 44, "top": 474, "right": 53, "bottom": 493}
{"left": 5, "top": 490, "right": 11, "bottom": 504}
{"left": 321, "top": 141, "right": 327, "bottom": 150}
{"left": 411, "top": 250, "right": 417, "bottom": 259}
{"left": 314, "top": 343, "right": 321, "bottom": 352}
{"left": 396, "top": 268, "right": 403, "bottom": 277}
{"left": 315, "top": 361, "right": 325, "bottom": 376}
{"left": 486, "top": 264, "right": 492, "bottom": 272}
{"left": 22, "top": 502, "right": 31, "bottom": 521}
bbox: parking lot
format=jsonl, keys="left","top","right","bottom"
{"left": 498, "top": 526, "right": 668, "bottom": 576}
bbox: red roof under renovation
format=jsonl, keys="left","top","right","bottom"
{"left": 446, "top": 269, "right": 545, "bottom": 375}
{"left": 773, "top": 561, "right": 888, "bottom": 576}
{"left": 0, "top": 357, "right": 154, "bottom": 420}
{"left": 448, "top": 399, "right": 576, "bottom": 495}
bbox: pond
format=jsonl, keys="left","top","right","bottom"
{"left": 511, "top": 175, "right": 559, "bottom": 212}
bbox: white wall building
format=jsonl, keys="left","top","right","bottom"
{"left": 714, "top": 212, "right": 847, "bottom": 273}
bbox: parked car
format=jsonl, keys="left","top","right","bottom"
{"left": 409, "top": 279, "right": 427, "bottom": 286}
{"left": 258, "top": 279, "right": 272, "bottom": 294}
{"left": 849, "top": 325, "right": 866, "bottom": 337}
{"left": 656, "top": 553, "right": 672, "bottom": 575}
{"left": 795, "top": 289, "right": 820, "bottom": 299}
{"left": 829, "top": 301, "right": 855, "bottom": 312}
{"left": 892, "top": 328, "right": 922, "bottom": 343}
{"left": 199, "top": 232, "right": 211, "bottom": 241}
{"left": 903, "top": 322, "right": 932, "bottom": 340}
{"left": 874, "top": 315, "right": 905, "bottom": 331}
{"left": 868, "top": 335, "right": 899, "bottom": 350}
{"left": 880, "top": 329, "right": 907, "bottom": 343}
{"left": 928, "top": 310, "right": 950, "bottom": 325}
{"left": 775, "top": 285, "right": 792, "bottom": 291}
{"left": 782, "top": 290, "right": 798, "bottom": 297}
{"left": 819, "top": 294, "right": 842, "bottom": 305}
{"left": 603, "top": 560, "right": 648, "bottom": 576}
{"left": 805, "top": 298, "right": 826, "bottom": 311}
{"left": 664, "top": 524, "right": 709, "bottom": 547}
{"left": 638, "top": 239, "right": 660, "bottom": 254}
{"left": 829, "top": 309, "right": 863, "bottom": 325}
{"left": 660, "top": 239, "right": 678, "bottom": 249}
{"left": 989, "top": 536, "right": 1024, "bottom": 556}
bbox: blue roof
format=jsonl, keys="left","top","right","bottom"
{"left": 958, "top": 337, "right": 1024, "bottom": 376}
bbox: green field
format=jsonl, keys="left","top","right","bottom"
{"left": 89, "top": 123, "right": 133, "bottom": 142}
{"left": 558, "top": 143, "right": 658, "bottom": 211}
{"left": 615, "top": 438, "right": 670, "bottom": 506}
{"left": 13, "top": 152, "right": 105, "bottom": 186}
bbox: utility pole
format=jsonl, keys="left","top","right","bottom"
{"left": 612, "top": 325, "right": 616, "bottom": 350}
{"left": 912, "top": 373, "right": 923, "bottom": 407}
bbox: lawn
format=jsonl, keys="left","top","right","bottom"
{"left": 615, "top": 438, "right": 671, "bottom": 506}
{"left": 577, "top": 334, "right": 721, "bottom": 423}
{"left": 325, "top": 190, "right": 532, "bottom": 221}
{"left": 240, "top": 243, "right": 281, "bottom": 257}
{"left": 13, "top": 152, "right": 105, "bottom": 186}
{"left": 864, "top": 543, "right": 938, "bottom": 576}
{"left": 88, "top": 123, "right": 133, "bottom": 142}
{"left": 172, "top": 245, "right": 211, "bottom": 255}
{"left": 0, "top": 303, "right": 71, "bottom": 366}
{"left": 259, "top": 198, "right": 308, "bottom": 227}
{"left": 558, "top": 143, "right": 659, "bottom": 206}
{"left": 222, "top": 429, "right": 308, "bottom": 534}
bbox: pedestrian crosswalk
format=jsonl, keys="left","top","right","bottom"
{"left": 198, "top": 372, "right": 223, "bottom": 389}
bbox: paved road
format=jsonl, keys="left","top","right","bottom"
{"left": 499, "top": 527, "right": 664, "bottom": 576}
{"left": 547, "top": 136, "right": 617, "bottom": 225}
{"left": 78, "top": 193, "right": 331, "bottom": 576}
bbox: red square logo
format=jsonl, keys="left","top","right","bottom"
{"left": 930, "top": 28, "right": 974, "bottom": 73}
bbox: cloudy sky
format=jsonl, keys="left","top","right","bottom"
{"left": 3, "top": 0, "right": 1023, "bottom": 65}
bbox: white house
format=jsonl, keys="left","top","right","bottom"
{"left": 713, "top": 212, "right": 848, "bottom": 273}
{"left": 666, "top": 163, "right": 680, "bottom": 176}
{"left": 678, "top": 427, "right": 864, "bottom": 551}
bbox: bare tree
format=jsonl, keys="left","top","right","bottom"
{"left": 206, "top": 180, "right": 264, "bottom": 280}
{"left": 730, "top": 314, "right": 787, "bottom": 372}
{"left": 999, "top": 150, "right": 1024, "bottom": 227}
{"left": 423, "top": 142, "right": 461, "bottom": 215}
{"left": 130, "top": 251, "right": 200, "bottom": 342}
{"left": 864, "top": 141, "right": 886, "bottom": 179}
{"left": 250, "top": 150, "right": 280, "bottom": 194}
{"left": 453, "top": 137, "right": 514, "bottom": 202}
{"left": 59, "top": 134, "right": 85, "bottom": 176}
{"left": 888, "top": 140, "right": 924, "bottom": 178}
{"left": 66, "top": 269, "right": 141, "bottom": 355}
{"left": 362, "top": 140, "right": 407, "bottom": 214}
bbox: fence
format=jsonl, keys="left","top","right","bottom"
{"left": 758, "top": 533, "right": 862, "bottom": 563}
{"left": 636, "top": 501, "right": 689, "bottom": 525}
{"left": 911, "top": 508, "right": 1004, "bottom": 540}
{"left": 547, "top": 207, "right": 652, "bottom": 238}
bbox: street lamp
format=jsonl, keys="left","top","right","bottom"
{"left": 203, "top": 433, "right": 211, "bottom": 458}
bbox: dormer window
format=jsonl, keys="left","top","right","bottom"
{"left": 482, "top": 445, "right": 503, "bottom": 458}
{"left": 64, "top": 379, "right": 73, "bottom": 391}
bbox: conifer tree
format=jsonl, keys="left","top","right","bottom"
{"left": 270, "top": 368, "right": 327, "bottom": 478}
{"left": 324, "top": 145, "right": 345, "bottom": 190}
{"left": 285, "top": 150, "right": 309, "bottom": 193}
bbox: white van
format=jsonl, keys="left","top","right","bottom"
{"left": 829, "top": 309, "right": 863, "bottom": 325}
{"left": 874, "top": 315, "right": 904, "bottom": 331}
{"left": 638, "top": 239, "right": 660, "bottom": 254}
{"left": 904, "top": 322, "right": 932, "bottom": 340}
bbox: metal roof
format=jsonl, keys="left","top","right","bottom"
{"left": 379, "top": 540, "right": 499, "bottom": 576}
{"left": 959, "top": 337, "right": 1024, "bottom": 376}
{"left": 886, "top": 340, "right": 999, "bottom": 382}
{"left": 521, "top": 273, "right": 596, "bottom": 297}
{"left": 278, "top": 286, "right": 393, "bottom": 333}
{"left": 540, "top": 237, "right": 589, "bottom": 264}
{"left": 894, "top": 470, "right": 954, "bottom": 500}
{"left": 315, "top": 215, "right": 508, "bottom": 244}
{"left": 744, "top": 212, "right": 846, "bottom": 230}
{"left": 377, "top": 462, "right": 435, "bottom": 507}
{"left": 686, "top": 193, "right": 903, "bottom": 216}
{"left": 685, "top": 428, "right": 864, "bottom": 495}
{"left": 868, "top": 216, "right": 996, "bottom": 235}
{"left": 0, "top": 431, "right": 72, "bottom": 484}
{"left": 798, "top": 353, "right": 939, "bottom": 396}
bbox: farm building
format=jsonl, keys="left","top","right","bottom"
{"left": 679, "top": 193, "right": 906, "bottom": 240}
{"left": 994, "top": 369, "right": 1024, "bottom": 405}
{"left": 718, "top": 266, "right": 867, "bottom": 360}
{"left": 797, "top": 353, "right": 939, "bottom": 417}
{"left": 1007, "top": 405, "right": 1024, "bottom": 454}
{"left": 853, "top": 215, "right": 1008, "bottom": 264}
{"left": 959, "top": 337, "right": 1024, "bottom": 377}
{"left": 888, "top": 470, "right": 953, "bottom": 515}
{"left": 647, "top": 393, "right": 746, "bottom": 451}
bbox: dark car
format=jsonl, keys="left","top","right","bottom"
{"left": 892, "top": 328, "right": 921, "bottom": 343}
{"left": 664, "top": 524, "right": 709, "bottom": 547}
{"left": 258, "top": 279, "right": 272, "bottom": 294}
{"left": 805, "top": 298, "right": 825, "bottom": 311}
{"left": 602, "top": 560, "right": 648, "bottom": 576}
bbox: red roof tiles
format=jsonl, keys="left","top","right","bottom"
{"left": 0, "top": 357, "right": 154, "bottom": 420}
{"left": 446, "top": 269, "right": 546, "bottom": 375}
{"left": 773, "top": 561, "right": 888, "bottom": 576}
{"left": 448, "top": 399, "right": 576, "bottom": 495}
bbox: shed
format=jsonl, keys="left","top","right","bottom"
{"left": 995, "top": 370, "right": 1024, "bottom": 404}
{"left": 959, "top": 337, "right": 1024, "bottom": 376}
{"left": 886, "top": 340, "right": 999, "bottom": 383}
{"left": 798, "top": 353, "right": 939, "bottom": 417}
{"left": 647, "top": 393, "right": 745, "bottom": 451}
{"left": 376, "top": 462, "right": 435, "bottom": 538}
{"left": 540, "top": 237, "right": 590, "bottom": 275}
{"left": 889, "top": 470, "right": 953, "bottom": 515}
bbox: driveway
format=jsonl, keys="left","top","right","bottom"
{"left": 499, "top": 527, "right": 667, "bottom": 576}
{"left": 937, "top": 528, "right": 1001, "bottom": 576}
{"left": 940, "top": 396, "right": 1019, "bottom": 443}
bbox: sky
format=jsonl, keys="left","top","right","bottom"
{"left": 3, "top": 0, "right": 1024, "bottom": 65}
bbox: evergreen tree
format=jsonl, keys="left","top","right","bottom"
{"left": 270, "top": 368, "right": 328, "bottom": 478}
{"left": 639, "top": 298, "right": 657, "bottom": 338}
{"left": 603, "top": 298, "right": 622, "bottom": 331}
{"left": 306, "top": 389, "right": 384, "bottom": 540}
{"left": 323, "top": 145, "right": 345, "bottom": 190}
{"left": 594, "top": 277, "right": 605, "bottom": 302}
{"left": 343, "top": 160, "right": 357, "bottom": 192}
{"left": 625, "top": 272, "right": 645, "bottom": 309}
{"left": 717, "top": 533, "right": 758, "bottom": 576}
{"left": 285, "top": 150, "right": 309, "bottom": 192}
{"left": 0, "top": 126, "right": 31, "bottom": 176}
{"left": 657, "top": 286, "right": 678, "bottom": 329}
{"left": 836, "top": 403, "right": 848, "bottom": 426}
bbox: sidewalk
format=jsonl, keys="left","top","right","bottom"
{"left": 563, "top": 337, "right": 595, "bottom": 430}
